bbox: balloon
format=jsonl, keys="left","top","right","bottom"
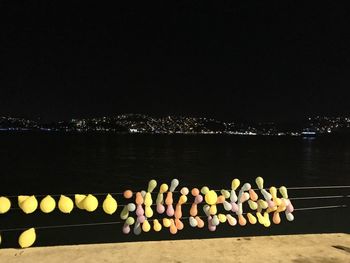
{"left": 153, "top": 219, "right": 162, "bottom": 232}
{"left": 226, "top": 214, "right": 237, "bottom": 226}
{"left": 169, "top": 179, "right": 179, "bottom": 192}
{"left": 240, "top": 192, "right": 250, "bottom": 203}
{"left": 238, "top": 214, "right": 247, "bottom": 226}
{"left": 207, "top": 216, "right": 216, "bottom": 231}
{"left": 163, "top": 218, "right": 171, "bottom": 228}
{"left": 211, "top": 215, "right": 220, "bottom": 226}
{"left": 286, "top": 202, "right": 294, "bottom": 213}
{"left": 180, "top": 187, "right": 189, "bottom": 196}
{"left": 74, "top": 194, "right": 86, "bottom": 210}
{"left": 249, "top": 189, "right": 258, "bottom": 201}
{"left": 160, "top": 183, "right": 168, "bottom": 193}
{"left": 221, "top": 189, "right": 230, "bottom": 199}
{"left": 156, "top": 203, "right": 165, "bottom": 214}
{"left": 133, "top": 222, "right": 142, "bottom": 235}
{"left": 137, "top": 215, "right": 146, "bottom": 223}
{"left": 203, "top": 205, "right": 210, "bottom": 217}
{"left": 247, "top": 213, "right": 257, "bottom": 224}
{"left": 175, "top": 218, "right": 184, "bottom": 230}
{"left": 261, "top": 189, "right": 272, "bottom": 201}
{"left": 286, "top": 211, "right": 294, "bottom": 221}
{"left": 204, "top": 190, "right": 217, "bottom": 205}
{"left": 83, "top": 194, "right": 98, "bottom": 212}
{"left": 223, "top": 200, "right": 232, "bottom": 211}
{"left": 216, "top": 195, "right": 225, "bottom": 204}
{"left": 178, "top": 195, "right": 187, "bottom": 205}
{"left": 120, "top": 206, "right": 129, "bottom": 220}
{"left": 0, "top": 196, "right": 11, "bottom": 214}
{"left": 191, "top": 188, "right": 199, "bottom": 196}
{"left": 126, "top": 217, "right": 135, "bottom": 225}
{"left": 230, "top": 190, "right": 238, "bottom": 203}
{"left": 142, "top": 219, "right": 151, "bottom": 232}
{"left": 169, "top": 219, "right": 178, "bottom": 234}
{"left": 241, "top": 183, "right": 251, "bottom": 192}
{"left": 136, "top": 205, "right": 144, "bottom": 217}
{"left": 58, "top": 195, "right": 73, "bottom": 213}
{"left": 175, "top": 204, "right": 182, "bottom": 219}
{"left": 144, "top": 192, "right": 153, "bottom": 217}
{"left": 166, "top": 204, "right": 175, "bottom": 217}
{"left": 257, "top": 199, "right": 268, "bottom": 210}
{"left": 279, "top": 186, "right": 288, "bottom": 199}
{"left": 135, "top": 192, "right": 143, "bottom": 205}
{"left": 147, "top": 179, "right": 157, "bottom": 193}
{"left": 263, "top": 212, "right": 271, "bottom": 227}
{"left": 200, "top": 186, "right": 209, "bottom": 195}
{"left": 141, "top": 191, "right": 146, "bottom": 198}
{"left": 231, "top": 178, "right": 240, "bottom": 190}
{"left": 273, "top": 211, "right": 281, "bottom": 224}
{"left": 127, "top": 203, "right": 136, "bottom": 212}
{"left": 18, "top": 195, "right": 28, "bottom": 208}
{"left": 256, "top": 212, "right": 265, "bottom": 225}
{"left": 218, "top": 213, "right": 227, "bottom": 223}
{"left": 165, "top": 192, "right": 173, "bottom": 205}
{"left": 255, "top": 177, "right": 264, "bottom": 190}
{"left": 40, "top": 195, "right": 56, "bottom": 213}
{"left": 123, "top": 190, "right": 133, "bottom": 199}
{"left": 102, "top": 194, "right": 117, "bottom": 215}
{"left": 209, "top": 204, "right": 217, "bottom": 215}
{"left": 195, "top": 216, "right": 205, "bottom": 228}
{"left": 230, "top": 202, "right": 238, "bottom": 212}
{"left": 189, "top": 216, "right": 198, "bottom": 227}
{"left": 236, "top": 203, "right": 243, "bottom": 215}
{"left": 20, "top": 195, "right": 38, "bottom": 214}
{"left": 122, "top": 224, "right": 131, "bottom": 234}
{"left": 18, "top": 228, "right": 36, "bottom": 248}
{"left": 248, "top": 200, "right": 258, "bottom": 210}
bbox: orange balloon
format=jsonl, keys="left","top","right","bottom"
{"left": 170, "top": 219, "right": 178, "bottom": 234}
{"left": 190, "top": 203, "right": 198, "bottom": 217}
{"left": 165, "top": 192, "right": 173, "bottom": 205}
{"left": 135, "top": 192, "right": 143, "bottom": 205}
{"left": 249, "top": 189, "right": 258, "bottom": 201}
{"left": 175, "top": 204, "right": 182, "bottom": 219}
{"left": 216, "top": 195, "right": 225, "bottom": 204}
{"left": 195, "top": 216, "right": 205, "bottom": 228}
{"left": 175, "top": 218, "right": 184, "bottom": 230}
{"left": 238, "top": 214, "right": 247, "bottom": 226}
{"left": 123, "top": 190, "right": 133, "bottom": 199}
{"left": 191, "top": 188, "right": 199, "bottom": 196}
{"left": 273, "top": 211, "right": 281, "bottom": 224}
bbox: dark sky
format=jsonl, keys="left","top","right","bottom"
{"left": 1, "top": 1, "right": 349, "bottom": 122}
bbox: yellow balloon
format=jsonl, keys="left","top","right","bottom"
{"left": 256, "top": 212, "right": 265, "bottom": 225}
{"left": 102, "top": 194, "right": 117, "bottom": 215}
{"left": 247, "top": 213, "right": 257, "bottom": 224}
{"left": 218, "top": 214, "right": 227, "bottom": 223}
{"left": 231, "top": 179, "right": 240, "bottom": 190}
{"left": 248, "top": 200, "right": 258, "bottom": 210}
{"left": 125, "top": 217, "right": 135, "bottom": 225}
{"left": 205, "top": 190, "right": 218, "bottom": 205}
{"left": 58, "top": 195, "right": 73, "bottom": 213}
{"left": 83, "top": 194, "right": 98, "bottom": 212}
{"left": 0, "top": 196, "right": 11, "bottom": 214}
{"left": 163, "top": 218, "right": 171, "bottom": 227}
{"left": 279, "top": 186, "right": 288, "bottom": 199}
{"left": 153, "top": 219, "right": 162, "bottom": 232}
{"left": 144, "top": 192, "right": 152, "bottom": 206}
{"left": 40, "top": 195, "right": 56, "bottom": 213}
{"left": 75, "top": 194, "right": 86, "bottom": 210}
{"left": 160, "top": 183, "right": 168, "bottom": 193}
{"left": 18, "top": 195, "right": 29, "bottom": 208}
{"left": 255, "top": 177, "right": 264, "bottom": 190}
{"left": 145, "top": 206, "right": 153, "bottom": 218}
{"left": 142, "top": 219, "right": 151, "bottom": 232}
{"left": 21, "top": 195, "right": 38, "bottom": 214}
{"left": 179, "top": 195, "right": 187, "bottom": 205}
{"left": 209, "top": 204, "right": 217, "bottom": 215}
{"left": 18, "top": 228, "right": 36, "bottom": 248}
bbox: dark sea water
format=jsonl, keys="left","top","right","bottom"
{"left": 0, "top": 133, "right": 349, "bottom": 248}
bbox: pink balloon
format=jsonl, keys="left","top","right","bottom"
{"left": 195, "top": 195, "right": 203, "bottom": 204}
{"left": 166, "top": 204, "right": 175, "bottom": 217}
{"left": 137, "top": 215, "right": 145, "bottom": 223}
{"left": 286, "top": 202, "right": 294, "bottom": 213}
{"left": 136, "top": 204, "right": 144, "bottom": 217}
{"left": 231, "top": 202, "right": 238, "bottom": 212}
{"left": 207, "top": 216, "right": 216, "bottom": 231}
{"left": 157, "top": 203, "right": 165, "bottom": 214}
{"left": 122, "top": 224, "right": 130, "bottom": 234}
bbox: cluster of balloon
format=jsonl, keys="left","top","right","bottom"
{"left": 0, "top": 177, "right": 296, "bottom": 248}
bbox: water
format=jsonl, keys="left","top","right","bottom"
{"left": 0, "top": 133, "right": 349, "bottom": 248}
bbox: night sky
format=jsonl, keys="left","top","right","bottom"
{"left": 1, "top": 1, "right": 349, "bottom": 122}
